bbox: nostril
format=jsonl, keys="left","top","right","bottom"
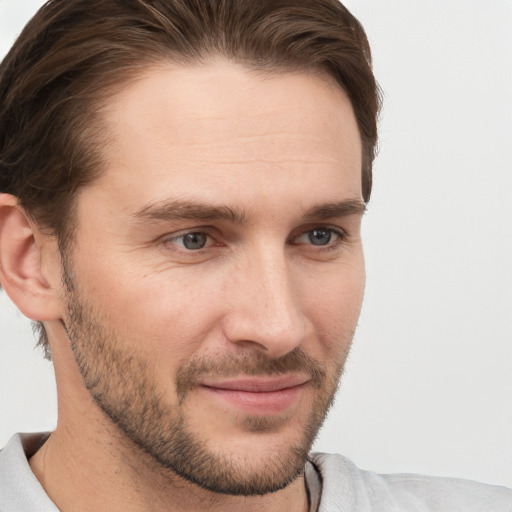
{"left": 233, "top": 339, "right": 268, "bottom": 352}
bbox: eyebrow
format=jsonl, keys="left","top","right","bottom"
{"left": 133, "top": 199, "right": 247, "bottom": 224}
{"left": 132, "top": 198, "right": 366, "bottom": 224}
{"left": 302, "top": 199, "right": 366, "bottom": 220}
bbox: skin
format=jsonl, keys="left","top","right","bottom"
{"left": 0, "top": 61, "right": 365, "bottom": 511}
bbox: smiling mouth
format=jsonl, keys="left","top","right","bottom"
{"left": 198, "top": 375, "right": 310, "bottom": 414}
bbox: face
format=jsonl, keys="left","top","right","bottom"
{"left": 62, "top": 62, "right": 365, "bottom": 495}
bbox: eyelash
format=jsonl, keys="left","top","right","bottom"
{"left": 162, "top": 226, "right": 347, "bottom": 253}
{"left": 289, "top": 226, "right": 346, "bottom": 250}
{"left": 163, "top": 231, "right": 217, "bottom": 251}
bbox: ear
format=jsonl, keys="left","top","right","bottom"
{"left": 0, "top": 194, "right": 63, "bottom": 321}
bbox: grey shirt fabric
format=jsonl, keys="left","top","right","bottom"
{"left": 0, "top": 433, "right": 58, "bottom": 511}
{"left": 306, "top": 453, "right": 512, "bottom": 511}
{"left": 1, "top": 433, "right": 511, "bottom": 511}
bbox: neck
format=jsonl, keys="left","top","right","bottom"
{"left": 29, "top": 420, "right": 310, "bottom": 512}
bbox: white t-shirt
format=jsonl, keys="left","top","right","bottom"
{"left": 1, "top": 433, "right": 511, "bottom": 511}
{"left": 305, "top": 452, "right": 512, "bottom": 511}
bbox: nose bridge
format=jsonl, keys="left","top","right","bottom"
{"left": 225, "top": 241, "right": 306, "bottom": 357}
{"left": 256, "top": 246, "right": 297, "bottom": 324}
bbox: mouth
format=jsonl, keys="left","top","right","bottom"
{"left": 198, "top": 375, "right": 310, "bottom": 414}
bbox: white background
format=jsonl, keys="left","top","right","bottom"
{"left": 1, "top": 0, "right": 511, "bottom": 488}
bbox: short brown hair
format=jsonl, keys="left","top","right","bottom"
{"left": 0, "top": 0, "right": 381, "bottom": 352}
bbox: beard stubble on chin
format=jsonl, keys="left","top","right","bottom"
{"left": 62, "top": 263, "right": 351, "bottom": 496}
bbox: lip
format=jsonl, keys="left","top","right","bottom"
{"left": 198, "top": 375, "right": 310, "bottom": 414}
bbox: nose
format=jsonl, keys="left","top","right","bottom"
{"left": 222, "top": 246, "right": 308, "bottom": 359}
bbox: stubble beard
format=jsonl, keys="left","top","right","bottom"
{"left": 63, "top": 267, "right": 350, "bottom": 496}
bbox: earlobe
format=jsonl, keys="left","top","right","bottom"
{"left": 0, "top": 194, "right": 63, "bottom": 322}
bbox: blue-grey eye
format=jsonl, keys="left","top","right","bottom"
{"left": 181, "top": 232, "right": 208, "bottom": 250}
{"left": 308, "top": 229, "right": 332, "bottom": 246}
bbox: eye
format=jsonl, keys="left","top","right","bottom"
{"left": 293, "top": 227, "right": 344, "bottom": 247}
{"left": 168, "top": 232, "right": 210, "bottom": 250}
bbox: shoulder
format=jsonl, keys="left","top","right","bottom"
{"left": 0, "top": 433, "right": 58, "bottom": 512}
{"left": 309, "top": 452, "right": 512, "bottom": 512}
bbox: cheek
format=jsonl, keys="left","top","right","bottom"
{"left": 75, "top": 258, "right": 224, "bottom": 363}
{"left": 301, "top": 257, "right": 365, "bottom": 348}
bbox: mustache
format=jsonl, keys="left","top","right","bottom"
{"left": 176, "top": 348, "right": 327, "bottom": 402}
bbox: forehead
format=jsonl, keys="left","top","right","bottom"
{"left": 83, "top": 61, "right": 363, "bottom": 216}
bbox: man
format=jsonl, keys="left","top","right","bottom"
{"left": 0, "top": 1, "right": 510, "bottom": 511}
